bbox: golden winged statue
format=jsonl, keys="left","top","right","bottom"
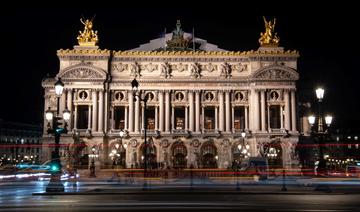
{"left": 77, "top": 18, "right": 98, "bottom": 46}
{"left": 259, "top": 16, "right": 280, "bottom": 47}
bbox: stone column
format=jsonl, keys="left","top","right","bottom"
{"left": 165, "top": 91, "right": 170, "bottom": 132}
{"left": 141, "top": 105, "right": 145, "bottom": 130}
{"left": 225, "top": 91, "right": 231, "bottom": 132}
{"left": 231, "top": 106, "right": 234, "bottom": 132}
{"left": 215, "top": 106, "right": 218, "bottom": 130}
{"left": 59, "top": 92, "right": 66, "bottom": 117}
{"left": 128, "top": 91, "right": 134, "bottom": 132}
{"left": 195, "top": 91, "right": 200, "bottom": 132}
{"left": 111, "top": 106, "right": 114, "bottom": 130}
{"left": 98, "top": 90, "right": 104, "bottom": 132}
{"left": 171, "top": 106, "right": 175, "bottom": 131}
{"left": 284, "top": 90, "right": 291, "bottom": 130}
{"left": 260, "top": 90, "right": 266, "bottom": 131}
{"left": 218, "top": 91, "right": 224, "bottom": 131}
{"left": 267, "top": 105, "right": 271, "bottom": 130}
{"left": 189, "top": 91, "right": 194, "bottom": 131}
{"left": 66, "top": 89, "right": 73, "bottom": 130}
{"left": 253, "top": 90, "right": 260, "bottom": 131}
{"left": 124, "top": 107, "right": 128, "bottom": 130}
{"left": 280, "top": 106, "right": 284, "bottom": 129}
{"left": 185, "top": 106, "right": 188, "bottom": 130}
{"left": 74, "top": 105, "right": 78, "bottom": 129}
{"left": 88, "top": 105, "right": 92, "bottom": 130}
{"left": 104, "top": 90, "right": 109, "bottom": 133}
{"left": 134, "top": 95, "right": 140, "bottom": 133}
{"left": 155, "top": 106, "right": 158, "bottom": 130}
{"left": 245, "top": 106, "right": 248, "bottom": 130}
{"left": 291, "top": 90, "right": 297, "bottom": 131}
{"left": 159, "top": 91, "right": 164, "bottom": 132}
{"left": 201, "top": 106, "right": 205, "bottom": 131}
{"left": 92, "top": 90, "right": 98, "bottom": 132}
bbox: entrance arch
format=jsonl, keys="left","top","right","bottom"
{"left": 264, "top": 140, "right": 283, "bottom": 169}
{"left": 201, "top": 141, "right": 218, "bottom": 168}
{"left": 171, "top": 141, "right": 187, "bottom": 169}
{"left": 139, "top": 138, "right": 157, "bottom": 169}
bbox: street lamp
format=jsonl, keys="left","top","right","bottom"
{"left": 236, "top": 131, "right": 247, "bottom": 191}
{"left": 308, "top": 87, "right": 333, "bottom": 177}
{"left": 89, "top": 146, "right": 97, "bottom": 177}
{"left": 131, "top": 78, "right": 150, "bottom": 190}
{"left": 45, "top": 77, "right": 69, "bottom": 192}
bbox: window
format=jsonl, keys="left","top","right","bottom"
{"left": 234, "top": 106, "right": 245, "bottom": 130}
{"left": 270, "top": 105, "right": 281, "bottom": 129}
{"left": 114, "top": 106, "right": 125, "bottom": 129}
{"left": 77, "top": 105, "right": 89, "bottom": 129}
{"left": 204, "top": 107, "right": 215, "bottom": 130}
{"left": 175, "top": 107, "right": 185, "bottom": 129}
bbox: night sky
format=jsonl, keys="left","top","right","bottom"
{"left": 1, "top": 2, "right": 359, "bottom": 130}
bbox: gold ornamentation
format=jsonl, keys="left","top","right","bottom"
{"left": 259, "top": 17, "right": 280, "bottom": 47}
{"left": 77, "top": 18, "right": 98, "bottom": 46}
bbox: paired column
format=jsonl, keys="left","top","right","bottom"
{"left": 159, "top": 91, "right": 164, "bottom": 132}
{"left": 104, "top": 90, "right": 109, "bottom": 132}
{"left": 74, "top": 105, "right": 78, "bottom": 129}
{"left": 98, "top": 90, "right": 104, "bottom": 132}
{"left": 260, "top": 90, "right": 266, "bottom": 131}
{"left": 244, "top": 106, "right": 248, "bottom": 130}
{"left": 88, "top": 105, "right": 92, "bottom": 130}
{"left": 128, "top": 91, "right": 134, "bottom": 132}
{"left": 218, "top": 91, "right": 224, "bottom": 131}
{"left": 225, "top": 91, "right": 231, "bottom": 132}
{"left": 134, "top": 94, "right": 140, "bottom": 133}
{"left": 66, "top": 89, "right": 73, "bottom": 130}
{"left": 284, "top": 90, "right": 291, "bottom": 130}
{"left": 215, "top": 106, "right": 218, "bottom": 130}
{"left": 195, "top": 91, "right": 200, "bottom": 132}
{"left": 165, "top": 91, "right": 170, "bottom": 132}
{"left": 171, "top": 106, "right": 175, "bottom": 131}
{"left": 124, "top": 107, "right": 128, "bottom": 130}
{"left": 253, "top": 90, "right": 260, "bottom": 131}
{"left": 92, "top": 90, "right": 98, "bottom": 132}
{"left": 189, "top": 91, "right": 194, "bottom": 131}
{"left": 155, "top": 106, "right": 158, "bottom": 130}
{"left": 185, "top": 106, "right": 188, "bottom": 130}
{"left": 291, "top": 90, "right": 297, "bottom": 131}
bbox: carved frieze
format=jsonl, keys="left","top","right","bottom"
{"left": 201, "top": 63, "right": 217, "bottom": 72}
{"left": 171, "top": 63, "right": 188, "bottom": 72}
{"left": 143, "top": 63, "right": 158, "bottom": 72}
{"left": 62, "top": 67, "right": 103, "bottom": 79}
{"left": 112, "top": 63, "right": 127, "bottom": 72}
{"left": 231, "top": 63, "right": 247, "bottom": 72}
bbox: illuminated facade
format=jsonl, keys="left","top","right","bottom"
{"left": 41, "top": 19, "right": 300, "bottom": 169}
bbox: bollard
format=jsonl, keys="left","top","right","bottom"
{"left": 281, "top": 169, "right": 287, "bottom": 191}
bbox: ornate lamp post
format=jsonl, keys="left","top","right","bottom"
{"left": 89, "top": 146, "right": 98, "bottom": 177}
{"left": 45, "top": 78, "right": 70, "bottom": 192}
{"left": 236, "top": 131, "right": 247, "bottom": 191}
{"left": 131, "top": 78, "right": 150, "bottom": 190}
{"left": 308, "top": 87, "right": 333, "bottom": 176}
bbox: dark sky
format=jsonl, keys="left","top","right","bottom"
{"left": 1, "top": 2, "right": 359, "bottom": 130}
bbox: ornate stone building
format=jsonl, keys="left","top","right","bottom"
{"left": 41, "top": 19, "right": 300, "bottom": 170}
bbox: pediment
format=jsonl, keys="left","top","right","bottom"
{"left": 58, "top": 63, "right": 107, "bottom": 80}
{"left": 252, "top": 64, "right": 299, "bottom": 81}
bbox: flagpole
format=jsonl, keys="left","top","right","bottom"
{"left": 164, "top": 28, "right": 167, "bottom": 51}
{"left": 192, "top": 27, "right": 195, "bottom": 52}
